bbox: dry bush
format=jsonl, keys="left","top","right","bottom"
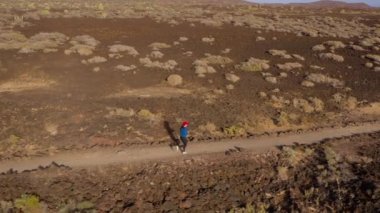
{"left": 292, "top": 54, "right": 305, "bottom": 61}
{"left": 225, "top": 73, "right": 240, "bottom": 83}
{"left": 293, "top": 97, "right": 324, "bottom": 113}
{"left": 268, "top": 49, "right": 292, "bottom": 59}
{"left": 139, "top": 57, "right": 177, "bottom": 70}
{"left": 166, "top": 74, "right": 183, "bottom": 86}
{"left": 301, "top": 80, "right": 315, "bottom": 87}
{"left": 309, "top": 97, "right": 325, "bottom": 112}
{"left": 360, "top": 37, "right": 380, "bottom": 47}
{"left": 200, "top": 54, "right": 233, "bottom": 65}
{"left": 193, "top": 60, "right": 217, "bottom": 77}
{"left": 365, "top": 54, "right": 380, "bottom": 64}
{"left": 115, "top": 64, "right": 136, "bottom": 72}
{"left": 198, "top": 122, "right": 222, "bottom": 136}
{"left": 283, "top": 146, "right": 314, "bottom": 166}
{"left": 236, "top": 57, "right": 270, "bottom": 72}
{"left": 0, "top": 74, "right": 55, "bottom": 93}
{"left": 221, "top": 48, "right": 231, "bottom": 54}
{"left": 223, "top": 125, "right": 246, "bottom": 136}
{"left": 268, "top": 49, "right": 304, "bottom": 61}
{"left": 93, "top": 67, "right": 100, "bottom": 72}
{"left": 19, "top": 32, "right": 68, "bottom": 54}
{"left": 108, "top": 44, "right": 139, "bottom": 57}
{"left": 137, "top": 109, "right": 161, "bottom": 122}
{"left": 332, "top": 93, "right": 358, "bottom": 110}
{"left": 365, "top": 62, "right": 373, "bottom": 68}
{"left": 200, "top": 19, "right": 223, "bottom": 27}
{"left": 312, "top": 44, "right": 326, "bottom": 51}
{"left": 310, "top": 65, "right": 325, "bottom": 70}
{"left": 106, "top": 107, "right": 135, "bottom": 118}
{"left": 149, "top": 42, "right": 171, "bottom": 50}
{"left": 306, "top": 73, "right": 344, "bottom": 88}
{"left": 65, "top": 35, "right": 99, "bottom": 56}
{"left": 201, "top": 36, "right": 215, "bottom": 43}
{"left": 83, "top": 56, "right": 107, "bottom": 64}
{"left": 265, "top": 76, "right": 277, "bottom": 84}
{"left": 0, "top": 31, "right": 28, "bottom": 50}
{"left": 258, "top": 91, "right": 267, "bottom": 98}
{"left": 277, "top": 166, "right": 289, "bottom": 181}
{"left": 0, "top": 31, "right": 68, "bottom": 53}
{"left": 276, "top": 62, "right": 303, "bottom": 71}
{"left": 179, "top": 37, "right": 188, "bottom": 42}
{"left": 109, "top": 53, "right": 123, "bottom": 59}
{"left": 274, "top": 111, "right": 291, "bottom": 126}
{"left": 324, "top": 40, "right": 346, "bottom": 49}
{"left": 349, "top": 44, "right": 365, "bottom": 51}
{"left": 270, "top": 95, "right": 290, "bottom": 109}
{"left": 150, "top": 50, "right": 164, "bottom": 59}
{"left": 293, "top": 98, "right": 315, "bottom": 113}
{"left": 256, "top": 36, "right": 265, "bottom": 41}
{"left": 45, "top": 122, "right": 58, "bottom": 136}
{"left": 183, "top": 51, "right": 193, "bottom": 56}
{"left": 319, "top": 53, "right": 344, "bottom": 62}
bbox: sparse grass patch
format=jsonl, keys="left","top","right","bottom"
{"left": 223, "top": 125, "right": 245, "bottom": 136}
{"left": 198, "top": 122, "right": 222, "bottom": 136}
{"left": 283, "top": 146, "right": 314, "bottom": 166}
{"left": 137, "top": 109, "right": 161, "bottom": 122}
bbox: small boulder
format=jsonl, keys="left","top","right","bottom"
{"left": 167, "top": 74, "right": 183, "bottom": 86}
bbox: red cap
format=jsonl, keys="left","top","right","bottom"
{"left": 182, "top": 121, "right": 189, "bottom": 127}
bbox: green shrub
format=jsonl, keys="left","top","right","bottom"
{"left": 14, "top": 194, "right": 43, "bottom": 213}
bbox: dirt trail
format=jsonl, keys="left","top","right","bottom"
{"left": 1, "top": 122, "right": 380, "bottom": 173}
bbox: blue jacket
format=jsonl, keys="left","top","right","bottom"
{"left": 180, "top": 127, "right": 188, "bottom": 138}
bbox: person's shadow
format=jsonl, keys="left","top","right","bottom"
{"left": 164, "top": 121, "right": 180, "bottom": 150}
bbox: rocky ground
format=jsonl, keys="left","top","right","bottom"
{"left": 0, "top": 131, "right": 379, "bottom": 212}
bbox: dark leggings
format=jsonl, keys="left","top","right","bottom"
{"left": 180, "top": 137, "right": 188, "bottom": 152}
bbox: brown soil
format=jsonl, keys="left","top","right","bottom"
{"left": 1, "top": 14, "right": 379, "bottom": 160}
{"left": 1, "top": 131, "right": 379, "bottom": 212}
